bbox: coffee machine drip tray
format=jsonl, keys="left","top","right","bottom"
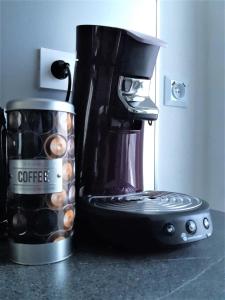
{"left": 83, "top": 191, "right": 213, "bottom": 246}
{"left": 88, "top": 191, "right": 202, "bottom": 214}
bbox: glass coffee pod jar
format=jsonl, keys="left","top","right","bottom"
{"left": 6, "top": 98, "right": 75, "bottom": 265}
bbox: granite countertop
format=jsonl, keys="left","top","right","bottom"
{"left": 0, "top": 210, "right": 224, "bottom": 300}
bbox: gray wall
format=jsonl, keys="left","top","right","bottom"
{"left": 0, "top": 0, "right": 156, "bottom": 105}
{"left": 157, "top": 0, "right": 225, "bottom": 211}
{"left": 205, "top": 1, "right": 225, "bottom": 212}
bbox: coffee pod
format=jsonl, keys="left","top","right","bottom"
{"left": 8, "top": 131, "right": 42, "bottom": 159}
{"left": 47, "top": 230, "right": 67, "bottom": 243}
{"left": 7, "top": 133, "right": 18, "bottom": 158}
{"left": 56, "top": 112, "right": 74, "bottom": 134}
{"left": 67, "top": 136, "right": 75, "bottom": 158}
{"left": 7, "top": 131, "right": 42, "bottom": 159}
{"left": 63, "top": 205, "right": 75, "bottom": 231}
{"left": 41, "top": 111, "right": 54, "bottom": 134}
{"left": 67, "top": 113, "right": 73, "bottom": 132}
{"left": 44, "top": 134, "right": 67, "bottom": 158}
{"left": 68, "top": 185, "right": 75, "bottom": 203}
{"left": 8, "top": 111, "right": 22, "bottom": 130}
{"left": 24, "top": 110, "right": 54, "bottom": 135}
{"left": 12, "top": 211, "right": 27, "bottom": 235}
{"left": 33, "top": 209, "right": 58, "bottom": 236}
{"left": 62, "top": 161, "right": 74, "bottom": 182}
{"left": 47, "top": 190, "right": 67, "bottom": 209}
{"left": 27, "top": 111, "right": 42, "bottom": 132}
{"left": 20, "top": 131, "right": 43, "bottom": 159}
{"left": 56, "top": 112, "right": 67, "bottom": 135}
{"left": 53, "top": 236, "right": 65, "bottom": 242}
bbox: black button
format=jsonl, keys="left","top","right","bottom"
{"left": 203, "top": 218, "right": 210, "bottom": 229}
{"left": 164, "top": 223, "right": 175, "bottom": 235}
{"left": 186, "top": 220, "right": 197, "bottom": 234}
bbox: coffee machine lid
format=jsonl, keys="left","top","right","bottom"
{"left": 76, "top": 24, "right": 166, "bottom": 79}
{"left": 6, "top": 98, "right": 75, "bottom": 114}
{"left": 76, "top": 24, "right": 166, "bottom": 47}
{"left": 128, "top": 30, "right": 166, "bottom": 47}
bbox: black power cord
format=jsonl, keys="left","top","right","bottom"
{"left": 51, "top": 60, "right": 72, "bottom": 102}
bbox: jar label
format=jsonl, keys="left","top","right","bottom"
{"left": 9, "top": 159, "right": 63, "bottom": 194}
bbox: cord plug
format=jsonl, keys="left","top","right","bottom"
{"left": 51, "top": 60, "right": 72, "bottom": 102}
{"left": 51, "top": 60, "right": 70, "bottom": 79}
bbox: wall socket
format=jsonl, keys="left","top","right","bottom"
{"left": 39, "top": 48, "right": 76, "bottom": 91}
{"left": 164, "top": 76, "right": 188, "bottom": 108}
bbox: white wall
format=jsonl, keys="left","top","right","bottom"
{"left": 157, "top": 0, "right": 225, "bottom": 211}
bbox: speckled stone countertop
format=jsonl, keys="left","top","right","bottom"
{"left": 0, "top": 210, "right": 224, "bottom": 300}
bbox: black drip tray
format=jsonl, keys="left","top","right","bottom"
{"left": 80, "top": 191, "right": 212, "bottom": 246}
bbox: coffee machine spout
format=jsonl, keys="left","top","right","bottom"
{"left": 117, "top": 75, "right": 159, "bottom": 120}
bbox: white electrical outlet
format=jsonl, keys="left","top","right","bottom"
{"left": 164, "top": 76, "right": 188, "bottom": 108}
{"left": 40, "top": 48, "right": 76, "bottom": 91}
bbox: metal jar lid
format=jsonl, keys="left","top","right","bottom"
{"left": 6, "top": 98, "right": 75, "bottom": 114}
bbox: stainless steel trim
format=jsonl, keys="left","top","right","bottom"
{"left": 9, "top": 237, "right": 72, "bottom": 265}
{"left": 6, "top": 98, "right": 75, "bottom": 114}
{"left": 119, "top": 77, "right": 150, "bottom": 98}
{"left": 117, "top": 76, "right": 158, "bottom": 116}
{"left": 9, "top": 159, "right": 63, "bottom": 194}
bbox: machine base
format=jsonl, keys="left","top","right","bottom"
{"left": 9, "top": 237, "right": 72, "bottom": 265}
{"left": 77, "top": 191, "right": 213, "bottom": 248}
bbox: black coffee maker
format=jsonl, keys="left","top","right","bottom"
{"left": 73, "top": 25, "right": 212, "bottom": 247}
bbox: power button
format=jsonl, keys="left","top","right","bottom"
{"left": 186, "top": 220, "right": 197, "bottom": 234}
{"left": 164, "top": 223, "right": 175, "bottom": 235}
{"left": 203, "top": 218, "right": 210, "bottom": 229}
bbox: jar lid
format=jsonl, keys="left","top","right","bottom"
{"left": 6, "top": 98, "right": 75, "bottom": 114}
